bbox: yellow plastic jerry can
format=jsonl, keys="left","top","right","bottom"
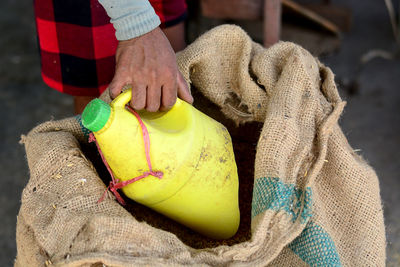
{"left": 81, "top": 89, "right": 240, "bottom": 239}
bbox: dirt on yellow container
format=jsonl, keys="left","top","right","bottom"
{"left": 81, "top": 89, "right": 240, "bottom": 239}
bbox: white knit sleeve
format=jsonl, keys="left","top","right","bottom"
{"left": 99, "top": 0, "right": 161, "bottom": 40}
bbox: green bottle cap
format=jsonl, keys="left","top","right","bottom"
{"left": 81, "top": 99, "right": 111, "bottom": 132}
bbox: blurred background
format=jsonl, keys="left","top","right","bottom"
{"left": 1, "top": 0, "right": 399, "bottom": 266}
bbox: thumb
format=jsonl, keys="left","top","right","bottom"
{"left": 177, "top": 71, "right": 193, "bottom": 104}
{"left": 108, "top": 77, "right": 127, "bottom": 100}
{"left": 108, "top": 62, "right": 132, "bottom": 100}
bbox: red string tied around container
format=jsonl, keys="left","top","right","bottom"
{"left": 88, "top": 105, "right": 163, "bottom": 205}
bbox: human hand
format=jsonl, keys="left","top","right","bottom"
{"left": 109, "top": 27, "right": 193, "bottom": 112}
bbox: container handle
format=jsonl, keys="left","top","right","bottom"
{"left": 110, "top": 88, "right": 133, "bottom": 109}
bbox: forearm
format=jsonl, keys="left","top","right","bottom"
{"left": 99, "top": 0, "right": 161, "bottom": 40}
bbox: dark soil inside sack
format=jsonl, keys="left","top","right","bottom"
{"left": 82, "top": 89, "right": 262, "bottom": 249}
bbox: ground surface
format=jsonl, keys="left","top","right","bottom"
{"left": 0, "top": 0, "right": 399, "bottom": 266}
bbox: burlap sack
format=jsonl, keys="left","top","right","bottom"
{"left": 16, "top": 25, "right": 385, "bottom": 266}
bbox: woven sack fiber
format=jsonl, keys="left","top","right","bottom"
{"left": 16, "top": 24, "right": 385, "bottom": 266}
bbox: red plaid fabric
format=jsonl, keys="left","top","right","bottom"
{"left": 34, "top": 0, "right": 187, "bottom": 97}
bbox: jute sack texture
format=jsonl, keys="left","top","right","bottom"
{"left": 16, "top": 24, "right": 385, "bottom": 266}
